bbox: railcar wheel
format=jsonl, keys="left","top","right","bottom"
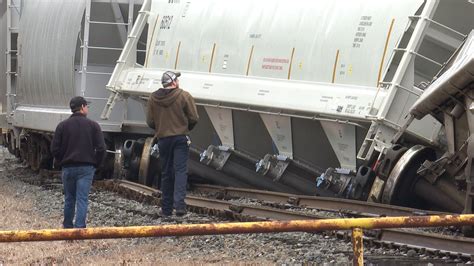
{"left": 29, "top": 135, "right": 41, "bottom": 171}
{"left": 138, "top": 137, "right": 159, "bottom": 186}
{"left": 381, "top": 145, "right": 436, "bottom": 206}
{"left": 376, "top": 144, "right": 408, "bottom": 181}
{"left": 38, "top": 138, "right": 52, "bottom": 169}
{"left": 113, "top": 139, "right": 126, "bottom": 179}
{"left": 19, "top": 136, "right": 28, "bottom": 164}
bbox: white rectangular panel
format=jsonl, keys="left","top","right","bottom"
{"left": 204, "top": 106, "right": 234, "bottom": 149}
{"left": 321, "top": 121, "right": 357, "bottom": 170}
{"left": 13, "top": 106, "right": 72, "bottom": 132}
{"left": 260, "top": 113, "right": 293, "bottom": 158}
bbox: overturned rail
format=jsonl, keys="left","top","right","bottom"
{"left": 97, "top": 180, "right": 474, "bottom": 257}
{"left": 1, "top": 214, "right": 474, "bottom": 265}
{"left": 192, "top": 184, "right": 446, "bottom": 217}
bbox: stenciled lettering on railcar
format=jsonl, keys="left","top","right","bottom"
{"left": 222, "top": 54, "right": 230, "bottom": 70}
{"left": 338, "top": 143, "right": 349, "bottom": 152}
{"left": 154, "top": 40, "right": 166, "bottom": 56}
{"left": 345, "top": 95, "right": 358, "bottom": 100}
{"left": 257, "top": 89, "right": 270, "bottom": 96}
{"left": 261, "top": 57, "right": 289, "bottom": 71}
{"left": 202, "top": 83, "right": 213, "bottom": 90}
{"left": 352, "top": 15, "right": 373, "bottom": 48}
{"left": 249, "top": 33, "right": 262, "bottom": 39}
{"left": 139, "top": 77, "right": 150, "bottom": 85}
{"left": 320, "top": 95, "right": 333, "bottom": 103}
{"left": 160, "top": 16, "right": 174, "bottom": 29}
{"left": 276, "top": 134, "right": 286, "bottom": 142}
{"left": 339, "top": 63, "right": 346, "bottom": 76}
{"left": 182, "top": 2, "right": 191, "bottom": 18}
{"left": 168, "top": 0, "right": 180, "bottom": 3}
{"left": 345, "top": 104, "right": 356, "bottom": 114}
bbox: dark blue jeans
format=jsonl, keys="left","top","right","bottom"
{"left": 158, "top": 135, "right": 189, "bottom": 215}
{"left": 62, "top": 165, "right": 95, "bottom": 228}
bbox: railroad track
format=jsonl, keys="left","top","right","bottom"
{"left": 20, "top": 161, "right": 474, "bottom": 261}
{"left": 95, "top": 179, "right": 474, "bottom": 260}
{"left": 191, "top": 184, "right": 445, "bottom": 217}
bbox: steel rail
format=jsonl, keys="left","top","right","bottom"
{"left": 96, "top": 180, "right": 474, "bottom": 257}
{"left": 185, "top": 196, "right": 327, "bottom": 221}
{"left": 379, "top": 229, "right": 474, "bottom": 255}
{"left": 191, "top": 184, "right": 445, "bottom": 217}
{"left": 116, "top": 179, "right": 157, "bottom": 195}
{"left": 96, "top": 180, "right": 328, "bottom": 220}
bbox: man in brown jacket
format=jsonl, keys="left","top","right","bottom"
{"left": 146, "top": 71, "right": 199, "bottom": 217}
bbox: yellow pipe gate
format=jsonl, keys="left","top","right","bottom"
{"left": 1, "top": 214, "right": 474, "bottom": 265}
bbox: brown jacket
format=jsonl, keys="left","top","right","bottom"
{"left": 146, "top": 88, "right": 199, "bottom": 138}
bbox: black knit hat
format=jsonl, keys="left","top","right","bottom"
{"left": 161, "top": 71, "right": 181, "bottom": 87}
{"left": 69, "top": 96, "right": 90, "bottom": 112}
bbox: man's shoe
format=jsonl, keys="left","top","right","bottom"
{"left": 175, "top": 209, "right": 187, "bottom": 217}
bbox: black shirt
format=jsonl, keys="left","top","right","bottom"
{"left": 50, "top": 113, "right": 106, "bottom": 167}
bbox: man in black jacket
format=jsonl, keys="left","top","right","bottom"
{"left": 51, "top": 96, "right": 105, "bottom": 228}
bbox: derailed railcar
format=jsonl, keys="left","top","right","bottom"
{"left": 0, "top": 0, "right": 152, "bottom": 176}
{"left": 1, "top": 0, "right": 474, "bottom": 221}
{"left": 100, "top": 0, "right": 474, "bottom": 208}
{"left": 382, "top": 31, "right": 474, "bottom": 234}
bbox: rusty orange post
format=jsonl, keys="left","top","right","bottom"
{"left": 0, "top": 214, "right": 473, "bottom": 242}
{"left": 351, "top": 228, "right": 364, "bottom": 266}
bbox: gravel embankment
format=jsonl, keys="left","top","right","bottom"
{"left": 0, "top": 149, "right": 461, "bottom": 265}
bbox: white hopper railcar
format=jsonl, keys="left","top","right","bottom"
{"left": 1, "top": 0, "right": 473, "bottom": 217}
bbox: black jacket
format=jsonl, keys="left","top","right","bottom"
{"left": 50, "top": 113, "right": 106, "bottom": 167}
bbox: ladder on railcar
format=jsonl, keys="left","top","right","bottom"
{"left": 357, "top": 12, "right": 467, "bottom": 163}
{"left": 79, "top": 0, "right": 146, "bottom": 121}
{"left": 4, "top": 0, "right": 20, "bottom": 125}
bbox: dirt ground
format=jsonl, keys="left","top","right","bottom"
{"left": 0, "top": 195, "right": 275, "bottom": 265}
{"left": 0, "top": 155, "right": 273, "bottom": 265}
{"left": 0, "top": 180, "right": 211, "bottom": 265}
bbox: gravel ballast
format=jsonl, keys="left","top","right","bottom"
{"left": 0, "top": 149, "right": 463, "bottom": 265}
